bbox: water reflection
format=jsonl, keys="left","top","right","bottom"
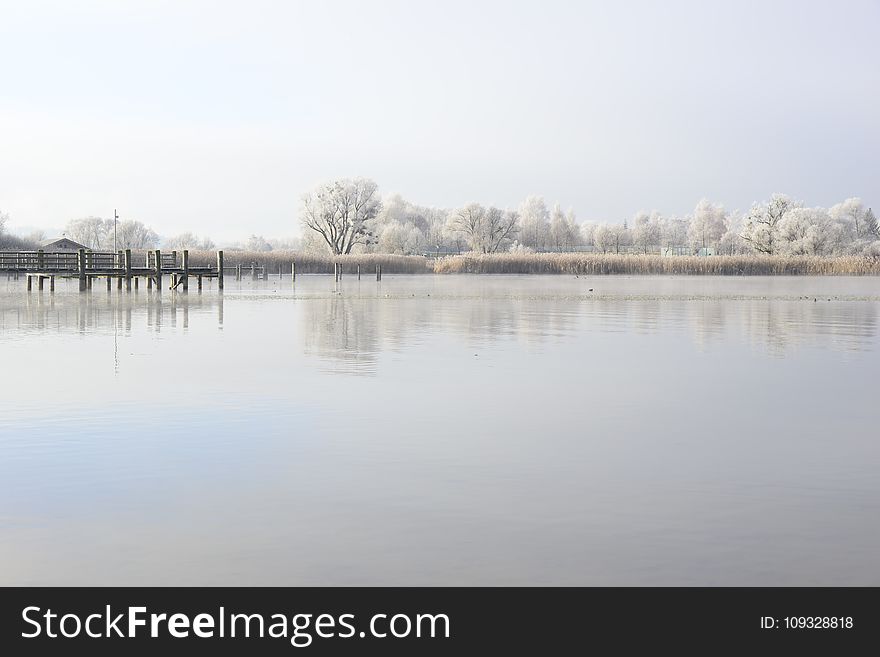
{"left": 1, "top": 278, "right": 877, "bottom": 365}
{"left": 1, "top": 275, "right": 879, "bottom": 586}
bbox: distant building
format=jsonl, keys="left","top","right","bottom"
{"left": 41, "top": 238, "right": 89, "bottom": 251}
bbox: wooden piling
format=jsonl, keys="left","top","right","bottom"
{"left": 124, "top": 249, "right": 132, "bottom": 291}
{"left": 77, "top": 249, "right": 87, "bottom": 291}
{"left": 38, "top": 276, "right": 44, "bottom": 291}
{"left": 357, "top": 264, "right": 361, "bottom": 280}
{"left": 236, "top": 264, "right": 242, "bottom": 281}
{"left": 106, "top": 276, "right": 112, "bottom": 291}
{"left": 27, "top": 275, "right": 32, "bottom": 292}
{"left": 134, "top": 277, "right": 139, "bottom": 290}
{"left": 154, "top": 249, "right": 162, "bottom": 291}
{"left": 217, "top": 251, "right": 224, "bottom": 291}
{"left": 148, "top": 276, "right": 153, "bottom": 290}
{"left": 37, "top": 249, "right": 45, "bottom": 270}
{"left": 182, "top": 249, "right": 190, "bottom": 292}
{"left": 197, "top": 275, "right": 203, "bottom": 291}
{"left": 117, "top": 276, "right": 122, "bottom": 290}
{"left": 291, "top": 261, "right": 296, "bottom": 283}
{"left": 50, "top": 276, "right": 55, "bottom": 292}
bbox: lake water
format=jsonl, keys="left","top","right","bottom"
{"left": 1, "top": 274, "right": 878, "bottom": 585}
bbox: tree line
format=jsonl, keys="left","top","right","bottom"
{"left": 299, "top": 178, "right": 879, "bottom": 257}
{"left": 2, "top": 181, "right": 877, "bottom": 256}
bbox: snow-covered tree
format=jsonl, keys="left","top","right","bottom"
{"left": 632, "top": 210, "right": 662, "bottom": 254}
{"left": 165, "top": 232, "right": 215, "bottom": 250}
{"left": 245, "top": 234, "right": 273, "bottom": 251}
{"left": 687, "top": 199, "right": 727, "bottom": 251}
{"left": 116, "top": 220, "right": 159, "bottom": 249}
{"left": 548, "top": 203, "right": 580, "bottom": 251}
{"left": 300, "top": 177, "right": 381, "bottom": 255}
{"left": 740, "top": 193, "right": 801, "bottom": 255}
{"left": 518, "top": 195, "right": 549, "bottom": 251}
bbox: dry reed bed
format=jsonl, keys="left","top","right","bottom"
{"left": 138, "top": 250, "right": 880, "bottom": 275}
{"left": 182, "top": 250, "right": 432, "bottom": 274}
{"left": 431, "top": 253, "right": 880, "bottom": 275}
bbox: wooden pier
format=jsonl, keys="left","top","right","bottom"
{"left": 1, "top": 249, "right": 225, "bottom": 293}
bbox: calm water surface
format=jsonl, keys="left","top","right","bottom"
{"left": 1, "top": 274, "right": 878, "bottom": 585}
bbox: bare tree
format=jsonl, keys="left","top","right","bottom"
{"left": 300, "top": 178, "right": 382, "bottom": 255}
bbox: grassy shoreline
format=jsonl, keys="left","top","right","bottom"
{"left": 178, "top": 250, "right": 880, "bottom": 275}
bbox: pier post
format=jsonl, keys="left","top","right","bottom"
{"left": 78, "top": 249, "right": 87, "bottom": 291}
{"left": 236, "top": 264, "right": 242, "bottom": 281}
{"left": 124, "top": 249, "right": 132, "bottom": 291}
{"left": 134, "top": 277, "right": 139, "bottom": 290}
{"left": 357, "top": 264, "right": 361, "bottom": 280}
{"left": 154, "top": 249, "right": 162, "bottom": 292}
{"left": 37, "top": 249, "right": 44, "bottom": 270}
{"left": 106, "top": 276, "right": 111, "bottom": 291}
{"left": 217, "top": 251, "right": 224, "bottom": 291}
{"left": 198, "top": 275, "right": 203, "bottom": 291}
{"left": 50, "top": 276, "right": 55, "bottom": 292}
{"left": 27, "top": 275, "right": 32, "bottom": 292}
{"left": 292, "top": 261, "right": 296, "bottom": 283}
{"left": 38, "top": 276, "right": 44, "bottom": 291}
{"left": 182, "top": 249, "right": 190, "bottom": 292}
{"left": 148, "top": 276, "right": 153, "bottom": 290}
{"left": 376, "top": 264, "right": 380, "bottom": 281}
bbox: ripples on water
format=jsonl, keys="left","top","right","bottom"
{"left": 0, "top": 275, "right": 878, "bottom": 585}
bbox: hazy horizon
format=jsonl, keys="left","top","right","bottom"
{"left": 1, "top": 0, "right": 878, "bottom": 242}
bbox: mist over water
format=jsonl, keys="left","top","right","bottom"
{"left": 1, "top": 275, "right": 878, "bottom": 585}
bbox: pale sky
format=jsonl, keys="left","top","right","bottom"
{"left": 1, "top": 0, "right": 877, "bottom": 242}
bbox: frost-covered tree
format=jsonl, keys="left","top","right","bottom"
{"left": 632, "top": 211, "right": 662, "bottom": 254}
{"left": 116, "top": 220, "right": 159, "bottom": 249}
{"left": 740, "top": 194, "right": 801, "bottom": 255}
{"left": 447, "top": 203, "right": 518, "bottom": 253}
{"left": 300, "top": 177, "right": 381, "bottom": 255}
{"left": 64, "top": 217, "right": 113, "bottom": 249}
{"left": 660, "top": 216, "right": 689, "bottom": 250}
{"left": 519, "top": 195, "right": 549, "bottom": 251}
{"left": 245, "top": 234, "right": 273, "bottom": 251}
{"left": 687, "top": 199, "right": 727, "bottom": 251}
{"left": 548, "top": 203, "right": 580, "bottom": 251}
{"left": 829, "top": 198, "right": 877, "bottom": 243}
{"left": 378, "top": 221, "right": 427, "bottom": 254}
{"left": 777, "top": 207, "right": 838, "bottom": 255}
{"left": 165, "top": 232, "right": 215, "bottom": 250}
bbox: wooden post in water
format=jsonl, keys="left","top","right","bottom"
{"left": 154, "top": 249, "right": 162, "bottom": 292}
{"left": 27, "top": 275, "right": 32, "bottom": 292}
{"left": 50, "top": 276, "right": 55, "bottom": 292}
{"left": 217, "top": 251, "right": 224, "bottom": 291}
{"left": 376, "top": 264, "right": 380, "bottom": 281}
{"left": 78, "top": 249, "right": 87, "bottom": 291}
{"left": 182, "top": 249, "right": 190, "bottom": 291}
{"left": 357, "top": 264, "right": 361, "bottom": 280}
{"left": 124, "top": 249, "right": 132, "bottom": 291}
{"left": 134, "top": 277, "right": 139, "bottom": 290}
{"left": 291, "top": 261, "right": 296, "bottom": 283}
{"left": 38, "top": 276, "right": 44, "bottom": 291}
{"left": 37, "top": 249, "right": 44, "bottom": 270}
{"left": 106, "top": 276, "right": 112, "bottom": 291}
{"left": 197, "top": 275, "right": 203, "bottom": 291}
{"left": 236, "top": 264, "right": 242, "bottom": 281}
